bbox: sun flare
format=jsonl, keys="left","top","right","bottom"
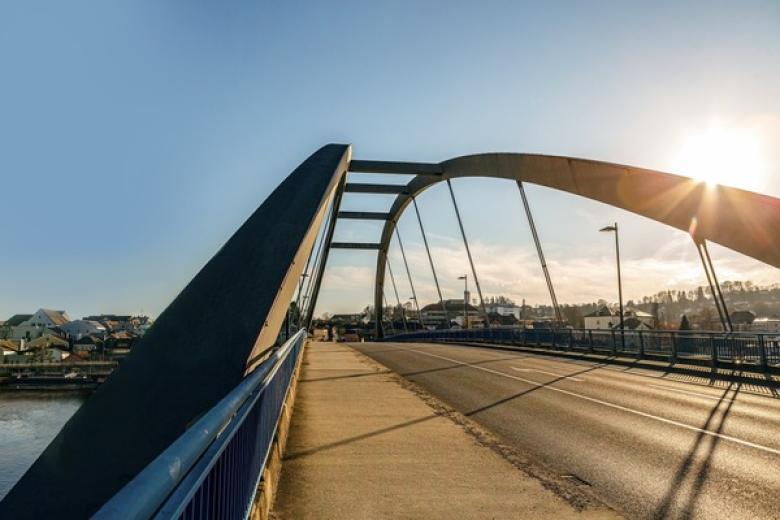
{"left": 673, "top": 122, "right": 768, "bottom": 192}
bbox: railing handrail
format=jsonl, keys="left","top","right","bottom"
{"left": 94, "top": 329, "right": 307, "bottom": 520}
{"left": 386, "top": 325, "right": 780, "bottom": 372}
{"left": 388, "top": 326, "right": 778, "bottom": 339}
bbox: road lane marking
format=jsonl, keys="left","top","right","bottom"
{"left": 511, "top": 367, "right": 583, "bottom": 382}
{"left": 404, "top": 347, "right": 780, "bottom": 456}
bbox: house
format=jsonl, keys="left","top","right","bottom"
{"left": 25, "top": 335, "right": 70, "bottom": 362}
{"left": 105, "top": 331, "right": 136, "bottom": 351}
{"left": 42, "top": 347, "right": 69, "bottom": 362}
{"left": 74, "top": 334, "right": 104, "bottom": 354}
{"left": 484, "top": 302, "right": 523, "bottom": 320}
{"left": 622, "top": 316, "right": 653, "bottom": 330}
{"left": 11, "top": 309, "right": 70, "bottom": 341}
{"left": 420, "top": 299, "right": 483, "bottom": 328}
{"left": 583, "top": 306, "right": 617, "bottom": 330}
{"left": 1, "top": 314, "right": 32, "bottom": 339}
{"left": 731, "top": 310, "right": 756, "bottom": 331}
{"left": 487, "top": 312, "right": 520, "bottom": 328}
{"left": 0, "top": 339, "right": 20, "bottom": 356}
{"left": 583, "top": 306, "right": 656, "bottom": 330}
{"left": 26, "top": 334, "right": 70, "bottom": 350}
{"left": 60, "top": 320, "right": 107, "bottom": 341}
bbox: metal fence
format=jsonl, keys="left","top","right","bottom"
{"left": 95, "top": 329, "right": 307, "bottom": 520}
{"left": 386, "top": 327, "right": 780, "bottom": 372}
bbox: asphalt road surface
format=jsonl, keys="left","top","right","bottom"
{"left": 351, "top": 341, "right": 780, "bottom": 520}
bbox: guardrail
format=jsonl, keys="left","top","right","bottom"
{"left": 95, "top": 329, "right": 307, "bottom": 520}
{"left": 385, "top": 327, "right": 780, "bottom": 372}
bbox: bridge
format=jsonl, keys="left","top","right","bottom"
{"left": 2, "top": 144, "right": 780, "bottom": 518}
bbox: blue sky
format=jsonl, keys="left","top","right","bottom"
{"left": 2, "top": 1, "right": 779, "bottom": 319}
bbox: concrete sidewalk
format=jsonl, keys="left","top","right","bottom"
{"left": 271, "top": 342, "right": 618, "bottom": 519}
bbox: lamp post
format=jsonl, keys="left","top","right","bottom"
{"left": 600, "top": 223, "right": 625, "bottom": 349}
{"left": 409, "top": 296, "right": 419, "bottom": 329}
{"left": 458, "top": 275, "right": 468, "bottom": 329}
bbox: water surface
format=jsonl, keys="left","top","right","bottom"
{"left": 0, "top": 392, "right": 85, "bottom": 500}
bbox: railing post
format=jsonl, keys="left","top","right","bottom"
{"left": 611, "top": 329, "right": 617, "bottom": 355}
{"left": 710, "top": 334, "right": 717, "bottom": 369}
{"left": 670, "top": 331, "right": 677, "bottom": 363}
{"left": 759, "top": 334, "right": 769, "bottom": 373}
{"left": 551, "top": 329, "right": 557, "bottom": 349}
{"left": 638, "top": 330, "right": 644, "bottom": 359}
{"left": 588, "top": 330, "right": 594, "bottom": 352}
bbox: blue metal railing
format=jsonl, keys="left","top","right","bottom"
{"left": 385, "top": 327, "right": 780, "bottom": 372}
{"left": 95, "top": 329, "right": 307, "bottom": 520}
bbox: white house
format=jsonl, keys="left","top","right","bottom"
{"left": 584, "top": 306, "right": 656, "bottom": 330}
{"left": 11, "top": 309, "right": 70, "bottom": 340}
{"left": 420, "top": 299, "right": 484, "bottom": 328}
{"left": 483, "top": 302, "right": 522, "bottom": 320}
{"left": 60, "top": 320, "right": 106, "bottom": 340}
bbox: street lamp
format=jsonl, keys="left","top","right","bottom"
{"left": 458, "top": 275, "right": 468, "bottom": 329}
{"left": 600, "top": 223, "right": 625, "bottom": 348}
{"left": 408, "top": 296, "right": 420, "bottom": 328}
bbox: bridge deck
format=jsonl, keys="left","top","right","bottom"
{"left": 271, "top": 341, "right": 616, "bottom": 518}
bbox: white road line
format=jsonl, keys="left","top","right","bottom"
{"left": 511, "top": 367, "right": 583, "bottom": 382}
{"left": 404, "top": 347, "right": 780, "bottom": 456}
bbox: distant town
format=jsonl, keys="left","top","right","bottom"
{"left": 314, "top": 280, "right": 780, "bottom": 339}
{"left": 4, "top": 280, "right": 778, "bottom": 385}
{"left": 0, "top": 310, "right": 152, "bottom": 390}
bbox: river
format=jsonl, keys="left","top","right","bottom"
{"left": 0, "top": 392, "right": 86, "bottom": 500}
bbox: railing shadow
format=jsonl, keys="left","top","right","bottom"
{"left": 283, "top": 414, "right": 437, "bottom": 461}
{"left": 653, "top": 379, "right": 741, "bottom": 519}
{"left": 464, "top": 364, "right": 604, "bottom": 417}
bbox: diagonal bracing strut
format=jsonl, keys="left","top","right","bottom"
{"left": 412, "top": 196, "right": 451, "bottom": 328}
{"left": 395, "top": 227, "right": 423, "bottom": 325}
{"left": 447, "top": 179, "right": 491, "bottom": 328}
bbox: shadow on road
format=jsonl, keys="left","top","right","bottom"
{"left": 462, "top": 364, "right": 605, "bottom": 417}
{"left": 653, "top": 379, "right": 741, "bottom": 519}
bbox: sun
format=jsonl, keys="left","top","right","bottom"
{"left": 672, "top": 121, "right": 768, "bottom": 192}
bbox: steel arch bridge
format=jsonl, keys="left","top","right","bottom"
{"left": 4, "top": 143, "right": 780, "bottom": 518}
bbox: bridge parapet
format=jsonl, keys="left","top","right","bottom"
{"left": 95, "top": 329, "right": 307, "bottom": 520}
{"left": 386, "top": 327, "right": 780, "bottom": 373}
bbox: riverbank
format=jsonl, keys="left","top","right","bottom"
{"left": 0, "top": 360, "right": 116, "bottom": 391}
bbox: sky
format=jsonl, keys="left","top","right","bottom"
{"left": 1, "top": 1, "right": 779, "bottom": 320}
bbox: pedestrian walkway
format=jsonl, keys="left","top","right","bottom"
{"left": 271, "top": 342, "right": 618, "bottom": 519}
